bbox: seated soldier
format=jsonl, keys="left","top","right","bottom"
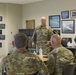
{"left": 47, "top": 34, "right": 74, "bottom": 75}
{"left": 1, "top": 33, "right": 49, "bottom": 75}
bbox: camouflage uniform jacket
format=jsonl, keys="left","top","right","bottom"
{"left": 47, "top": 45, "right": 74, "bottom": 75}
{"left": 1, "top": 49, "right": 49, "bottom": 75}
{"left": 32, "top": 25, "right": 54, "bottom": 54}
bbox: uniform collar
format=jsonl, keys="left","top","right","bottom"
{"left": 40, "top": 25, "right": 46, "bottom": 28}
{"left": 15, "top": 49, "right": 27, "bottom": 54}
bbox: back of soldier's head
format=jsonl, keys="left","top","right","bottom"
{"left": 14, "top": 33, "right": 27, "bottom": 48}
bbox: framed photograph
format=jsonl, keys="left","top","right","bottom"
{"left": 62, "top": 20, "right": 75, "bottom": 33}
{"left": 0, "top": 24, "right": 5, "bottom": 29}
{"left": 0, "top": 30, "right": 2, "bottom": 34}
{"left": 70, "top": 10, "right": 76, "bottom": 18}
{"left": 0, "top": 35, "right": 5, "bottom": 40}
{"left": 0, "top": 16, "right": 2, "bottom": 21}
{"left": 53, "top": 29, "right": 60, "bottom": 35}
{"left": 0, "top": 42, "right": 2, "bottom": 48}
{"left": 49, "top": 15, "right": 60, "bottom": 28}
{"left": 61, "top": 11, "right": 69, "bottom": 19}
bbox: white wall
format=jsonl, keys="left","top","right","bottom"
{"left": 6, "top": 4, "right": 22, "bottom": 53}
{"left": 0, "top": 3, "right": 7, "bottom": 56}
{"left": 0, "top": 3, "right": 22, "bottom": 56}
{"left": 22, "top": 0, "right": 76, "bottom": 44}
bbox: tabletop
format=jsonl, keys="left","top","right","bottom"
{"left": 37, "top": 55, "right": 48, "bottom": 62}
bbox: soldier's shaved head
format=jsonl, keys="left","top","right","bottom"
{"left": 41, "top": 17, "right": 46, "bottom": 20}
{"left": 50, "top": 34, "right": 61, "bottom": 48}
{"left": 51, "top": 34, "right": 61, "bottom": 42}
{"left": 41, "top": 17, "right": 46, "bottom": 25}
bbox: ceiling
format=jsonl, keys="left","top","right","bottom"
{"left": 0, "top": 0, "right": 45, "bottom": 4}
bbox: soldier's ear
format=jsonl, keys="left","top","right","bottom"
{"left": 12, "top": 41, "right": 16, "bottom": 47}
{"left": 12, "top": 41, "right": 14, "bottom": 47}
{"left": 52, "top": 40, "right": 54, "bottom": 45}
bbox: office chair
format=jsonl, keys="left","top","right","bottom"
{"left": 63, "top": 63, "right": 76, "bottom": 75}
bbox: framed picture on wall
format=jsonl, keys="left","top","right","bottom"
{"left": 49, "top": 15, "right": 60, "bottom": 28}
{"left": 0, "top": 16, "right": 2, "bottom": 21}
{"left": 62, "top": 20, "right": 75, "bottom": 33}
{"left": 61, "top": 11, "right": 69, "bottom": 19}
{"left": 0, "top": 30, "right": 2, "bottom": 34}
{"left": 70, "top": 10, "right": 76, "bottom": 18}
{"left": 0, "top": 42, "right": 2, "bottom": 48}
{"left": 0, "top": 24, "right": 5, "bottom": 29}
{"left": 53, "top": 29, "right": 60, "bottom": 35}
{"left": 0, "top": 35, "right": 5, "bottom": 40}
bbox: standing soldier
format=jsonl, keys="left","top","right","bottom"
{"left": 32, "top": 17, "right": 54, "bottom": 55}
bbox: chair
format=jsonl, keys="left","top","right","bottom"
{"left": 63, "top": 63, "right": 76, "bottom": 75}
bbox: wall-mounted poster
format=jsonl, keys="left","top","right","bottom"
{"left": 0, "top": 16, "right": 2, "bottom": 21}
{"left": 53, "top": 29, "right": 60, "bottom": 35}
{"left": 0, "top": 24, "right": 5, "bottom": 29}
{"left": 0, "top": 43, "right": 2, "bottom": 48}
{"left": 70, "top": 10, "right": 76, "bottom": 18}
{"left": 0, "top": 35, "right": 5, "bottom": 40}
{"left": 49, "top": 15, "right": 60, "bottom": 28}
{"left": 62, "top": 20, "right": 75, "bottom": 33}
{"left": 61, "top": 11, "right": 69, "bottom": 19}
{"left": 0, "top": 30, "right": 2, "bottom": 34}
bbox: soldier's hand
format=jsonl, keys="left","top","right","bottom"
{"left": 45, "top": 41, "right": 50, "bottom": 46}
{"left": 32, "top": 42, "right": 35, "bottom": 47}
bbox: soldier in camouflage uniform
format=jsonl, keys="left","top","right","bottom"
{"left": 47, "top": 34, "right": 74, "bottom": 75}
{"left": 32, "top": 17, "right": 54, "bottom": 55}
{"left": 1, "top": 33, "right": 49, "bottom": 75}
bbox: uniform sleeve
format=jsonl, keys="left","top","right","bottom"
{"left": 47, "top": 53, "right": 55, "bottom": 75}
{"left": 32, "top": 29, "right": 36, "bottom": 43}
{"left": 48, "top": 27, "right": 54, "bottom": 40}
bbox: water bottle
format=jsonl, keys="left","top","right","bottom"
{"left": 39, "top": 48, "right": 43, "bottom": 58}
{"left": 2, "top": 66, "right": 6, "bottom": 75}
{"left": 33, "top": 51, "right": 36, "bottom": 55}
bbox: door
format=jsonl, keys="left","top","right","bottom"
{"left": 26, "top": 19, "right": 35, "bottom": 29}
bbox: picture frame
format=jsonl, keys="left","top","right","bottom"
{"left": 62, "top": 20, "right": 75, "bottom": 33}
{"left": 0, "top": 42, "right": 2, "bottom": 48}
{"left": 70, "top": 10, "right": 76, "bottom": 18}
{"left": 49, "top": 15, "right": 60, "bottom": 28}
{"left": 53, "top": 29, "right": 60, "bottom": 35}
{"left": 0, "top": 16, "right": 2, "bottom": 21}
{"left": 61, "top": 11, "right": 69, "bottom": 19}
{"left": 0, "top": 30, "right": 2, "bottom": 34}
{"left": 0, "top": 24, "right": 5, "bottom": 29}
{"left": 0, "top": 35, "right": 5, "bottom": 40}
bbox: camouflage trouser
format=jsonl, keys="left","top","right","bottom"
{"left": 36, "top": 42, "right": 50, "bottom": 55}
